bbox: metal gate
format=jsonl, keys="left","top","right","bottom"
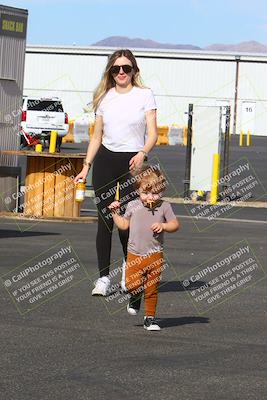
{"left": 184, "top": 104, "right": 231, "bottom": 199}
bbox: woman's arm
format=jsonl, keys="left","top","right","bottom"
{"left": 142, "top": 109, "right": 158, "bottom": 154}
{"left": 129, "top": 109, "right": 158, "bottom": 171}
{"left": 74, "top": 115, "right": 103, "bottom": 183}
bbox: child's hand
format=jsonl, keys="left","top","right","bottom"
{"left": 108, "top": 201, "right": 121, "bottom": 214}
{"left": 151, "top": 222, "right": 164, "bottom": 233}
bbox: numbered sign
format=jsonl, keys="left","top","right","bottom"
{"left": 241, "top": 102, "right": 256, "bottom": 134}
{"left": 216, "top": 100, "right": 230, "bottom": 133}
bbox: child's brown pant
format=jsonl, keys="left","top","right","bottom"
{"left": 125, "top": 251, "right": 163, "bottom": 317}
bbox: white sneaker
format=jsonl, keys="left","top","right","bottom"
{"left": 120, "top": 259, "right": 127, "bottom": 292}
{"left": 143, "top": 316, "right": 161, "bottom": 331}
{"left": 127, "top": 303, "right": 138, "bottom": 315}
{"left": 127, "top": 293, "right": 142, "bottom": 315}
{"left": 92, "top": 276, "right": 111, "bottom": 296}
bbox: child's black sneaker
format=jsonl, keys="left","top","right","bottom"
{"left": 127, "top": 292, "right": 142, "bottom": 315}
{"left": 143, "top": 316, "right": 161, "bottom": 331}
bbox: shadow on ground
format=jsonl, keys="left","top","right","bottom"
{"left": 159, "top": 280, "right": 208, "bottom": 292}
{"left": 135, "top": 316, "right": 210, "bottom": 329}
{"left": 0, "top": 229, "right": 60, "bottom": 239}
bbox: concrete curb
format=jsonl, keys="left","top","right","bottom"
{"left": 0, "top": 212, "right": 97, "bottom": 223}
{"left": 163, "top": 197, "right": 267, "bottom": 208}
{"left": 1, "top": 196, "right": 267, "bottom": 223}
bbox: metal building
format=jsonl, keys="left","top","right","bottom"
{"left": 24, "top": 45, "right": 267, "bottom": 136}
{"left": 0, "top": 5, "right": 28, "bottom": 211}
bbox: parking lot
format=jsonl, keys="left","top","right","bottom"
{"left": 1, "top": 138, "right": 266, "bottom": 400}
{"left": 18, "top": 134, "right": 267, "bottom": 202}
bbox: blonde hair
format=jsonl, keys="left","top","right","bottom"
{"left": 135, "top": 165, "right": 167, "bottom": 195}
{"left": 92, "top": 49, "right": 145, "bottom": 112}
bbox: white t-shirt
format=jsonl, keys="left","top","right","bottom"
{"left": 96, "top": 86, "right": 157, "bottom": 152}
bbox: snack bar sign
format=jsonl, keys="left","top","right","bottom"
{"left": 0, "top": 14, "right": 27, "bottom": 38}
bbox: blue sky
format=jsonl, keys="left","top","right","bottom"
{"left": 2, "top": 0, "right": 267, "bottom": 47}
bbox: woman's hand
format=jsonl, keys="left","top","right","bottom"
{"left": 151, "top": 222, "right": 164, "bottom": 233}
{"left": 73, "top": 165, "right": 89, "bottom": 184}
{"left": 108, "top": 200, "right": 121, "bottom": 214}
{"left": 129, "top": 152, "right": 145, "bottom": 172}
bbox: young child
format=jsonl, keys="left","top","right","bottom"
{"left": 108, "top": 165, "right": 179, "bottom": 331}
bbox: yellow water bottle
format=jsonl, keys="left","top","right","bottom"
{"left": 75, "top": 179, "right": 86, "bottom": 202}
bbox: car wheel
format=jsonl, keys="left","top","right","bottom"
{"left": 56, "top": 137, "right": 62, "bottom": 152}
{"left": 20, "top": 135, "right": 28, "bottom": 149}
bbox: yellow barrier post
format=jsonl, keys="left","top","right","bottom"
{"left": 156, "top": 126, "right": 169, "bottom": 145}
{"left": 197, "top": 190, "right": 205, "bottom": 197}
{"left": 247, "top": 130, "right": 251, "bottom": 146}
{"left": 62, "top": 120, "right": 74, "bottom": 143}
{"left": 183, "top": 127, "right": 187, "bottom": 146}
{"left": 89, "top": 123, "right": 95, "bottom": 139}
{"left": 239, "top": 131, "right": 244, "bottom": 146}
{"left": 35, "top": 144, "right": 42, "bottom": 153}
{"left": 49, "top": 130, "right": 57, "bottom": 153}
{"left": 210, "top": 153, "right": 220, "bottom": 205}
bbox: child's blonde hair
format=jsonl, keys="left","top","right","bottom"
{"left": 135, "top": 165, "right": 167, "bottom": 195}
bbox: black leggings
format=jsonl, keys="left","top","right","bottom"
{"left": 92, "top": 145, "right": 138, "bottom": 277}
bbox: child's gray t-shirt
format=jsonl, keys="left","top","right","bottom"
{"left": 124, "top": 199, "right": 176, "bottom": 256}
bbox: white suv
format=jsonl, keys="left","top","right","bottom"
{"left": 20, "top": 96, "right": 69, "bottom": 150}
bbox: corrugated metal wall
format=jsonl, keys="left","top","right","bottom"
{"left": 24, "top": 52, "right": 107, "bottom": 121}
{"left": 237, "top": 62, "right": 267, "bottom": 135}
{"left": 24, "top": 46, "right": 267, "bottom": 135}
{"left": 0, "top": 6, "right": 28, "bottom": 166}
{"left": 0, "top": 5, "right": 28, "bottom": 211}
{"left": 138, "top": 57, "right": 236, "bottom": 126}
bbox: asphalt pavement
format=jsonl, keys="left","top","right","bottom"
{"left": 1, "top": 136, "right": 266, "bottom": 400}
{"left": 0, "top": 207, "right": 267, "bottom": 400}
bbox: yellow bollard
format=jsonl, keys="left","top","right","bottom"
{"left": 182, "top": 127, "right": 187, "bottom": 146}
{"left": 49, "top": 130, "right": 58, "bottom": 153}
{"left": 239, "top": 131, "right": 244, "bottom": 146}
{"left": 35, "top": 144, "right": 42, "bottom": 153}
{"left": 210, "top": 153, "right": 220, "bottom": 205}
{"left": 247, "top": 130, "right": 251, "bottom": 146}
{"left": 62, "top": 120, "right": 74, "bottom": 143}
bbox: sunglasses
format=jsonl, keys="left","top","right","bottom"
{"left": 110, "top": 64, "right": 133, "bottom": 75}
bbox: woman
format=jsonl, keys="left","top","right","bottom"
{"left": 74, "top": 49, "right": 158, "bottom": 296}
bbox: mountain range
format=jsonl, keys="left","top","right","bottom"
{"left": 92, "top": 36, "right": 267, "bottom": 53}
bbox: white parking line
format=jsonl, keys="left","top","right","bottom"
{"left": 176, "top": 215, "right": 267, "bottom": 224}
{"left": 0, "top": 211, "right": 265, "bottom": 225}
{"left": 81, "top": 208, "right": 267, "bottom": 225}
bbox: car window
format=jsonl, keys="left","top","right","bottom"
{"left": 27, "top": 100, "right": 64, "bottom": 112}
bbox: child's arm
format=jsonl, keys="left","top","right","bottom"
{"left": 151, "top": 218, "right": 179, "bottom": 234}
{"left": 108, "top": 201, "right": 130, "bottom": 230}
{"left": 163, "top": 219, "right": 180, "bottom": 232}
{"left": 113, "top": 214, "right": 130, "bottom": 230}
